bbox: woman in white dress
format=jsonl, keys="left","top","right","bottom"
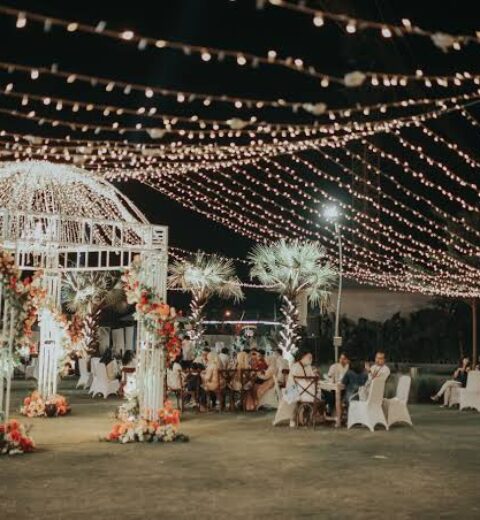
{"left": 273, "top": 351, "right": 315, "bottom": 427}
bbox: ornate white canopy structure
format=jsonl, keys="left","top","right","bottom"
{"left": 0, "top": 161, "right": 168, "bottom": 420}
{"left": 0, "top": 161, "right": 167, "bottom": 275}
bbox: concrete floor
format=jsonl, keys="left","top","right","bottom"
{"left": 2, "top": 380, "right": 480, "bottom": 520}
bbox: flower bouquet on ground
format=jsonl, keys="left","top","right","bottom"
{"left": 0, "top": 418, "right": 35, "bottom": 455}
{"left": 105, "top": 399, "right": 189, "bottom": 444}
{"left": 20, "top": 391, "right": 71, "bottom": 418}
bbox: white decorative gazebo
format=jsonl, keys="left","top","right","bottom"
{"left": 0, "top": 161, "right": 168, "bottom": 421}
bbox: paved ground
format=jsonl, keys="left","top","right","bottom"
{"left": 2, "top": 379, "right": 480, "bottom": 520}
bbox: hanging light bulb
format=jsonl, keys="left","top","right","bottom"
{"left": 313, "top": 14, "right": 324, "bottom": 27}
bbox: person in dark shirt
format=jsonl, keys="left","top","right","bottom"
{"left": 341, "top": 359, "right": 368, "bottom": 403}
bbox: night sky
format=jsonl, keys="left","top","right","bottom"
{"left": 1, "top": 0, "right": 480, "bottom": 311}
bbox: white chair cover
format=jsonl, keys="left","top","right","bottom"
{"left": 77, "top": 357, "right": 92, "bottom": 389}
{"left": 459, "top": 370, "right": 480, "bottom": 412}
{"left": 89, "top": 362, "right": 120, "bottom": 399}
{"left": 348, "top": 378, "right": 388, "bottom": 432}
{"left": 383, "top": 375, "right": 413, "bottom": 427}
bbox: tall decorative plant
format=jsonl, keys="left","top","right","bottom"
{"left": 168, "top": 252, "right": 244, "bottom": 344}
{"left": 249, "top": 239, "right": 336, "bottom": 358}
{"left": 61, "top": 272, "right": 126, "bottom": 354}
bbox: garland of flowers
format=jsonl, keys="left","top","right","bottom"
{"left": 20, "top": 390, "right": 70, "bottom": 418}
{"left": 0, "top": 418, "right": 35, "bottom": 455}
{"left": 105, "top": 399, "right": 188, "bottom": 444}
{"left": 0, "top": 250, "right": 46, "bottom": 354}
{"left": 122, "top": 259, "right": 181, "bottom": 366}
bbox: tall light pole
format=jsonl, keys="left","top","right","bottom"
{"left": 323, "top": 205, "right": 343, "bottom": 362}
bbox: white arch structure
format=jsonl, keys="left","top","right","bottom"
{"left": 0, "top": 161, "right": 168, "bottom": 422}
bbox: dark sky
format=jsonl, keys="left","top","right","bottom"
{"left": 1, "top": 0, "right": 480, "bottom": 311}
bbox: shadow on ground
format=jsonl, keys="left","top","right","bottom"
{"left": 2, "top": 380, "right": 480, "bottom": 520}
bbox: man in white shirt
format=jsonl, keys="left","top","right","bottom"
{"left": 367, "top": 351, "right": 390, "bottom": 382}
{"left": 359, "top": 351, "right": 390, "bottom": 400}
{"left": 327, "top": 352, "right": 350, "bottom": 384}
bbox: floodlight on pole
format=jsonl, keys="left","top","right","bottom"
{"left": 323, "top": 204, "right": 343, "bottom": 362}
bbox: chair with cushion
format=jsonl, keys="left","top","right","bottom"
{"left": 89, "top": 362, "right": 120, "bottom": 398}
{"left": 348, "top": 378, "right": 388, "bottom": 432}
{"left": 459, "top": 371, "right": 480, "bottom": 412}
{"left": 383, "top": 375, "right": 412, "bottom": 427}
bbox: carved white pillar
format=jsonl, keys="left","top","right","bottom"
{"left": 135, "top": 250, "right": 168, "bottom": 419}
{"left": 0, "top": 286, "right": 16, "bottom": 424}
{"left": 37, "top": 250, "right": 62, "bottom": 398}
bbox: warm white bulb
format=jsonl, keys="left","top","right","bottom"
{"left": 313, "top": 15, "right": 324, "bottom": 27}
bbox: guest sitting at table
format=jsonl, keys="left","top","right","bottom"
{"left": 252, "top": 349, "right": 268, "bottom": 371}
{"left": 193, "top": 347, "right": 210, "bottom": 368}
{"left": 167, "top": 354, "right": 183, "bottom": 392}
{"left": 218, "top": 347, "right": 230, "bottom": 370}
{"left": 341, "top": 359, "right": 368, "bottom": 404}
{"left": 431, "top": 356, "right": 471, "bottom": 407}
{"left": 229, "top": 350, "right": 251, "bottom": 401}
{"left": 359, "top": 351, "right": 390, "bottom": 400}
{"left": 202, "top": 352, "right": 225, "bottom": 409}
{"left": 121, "top": 350, "right": 136, "bottom": 369}
{"left": 323, "top": 352, "right": 350, "bottom": 414}
{"left": 273, "top": 348, "right": 316, "bottom": 427}
{"left": 255, "top": 354, "right": 279, "bottom": 410}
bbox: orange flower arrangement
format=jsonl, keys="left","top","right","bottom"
{"left": 122, "top": 260, "right": 181, "bottom": 366}
{"left": 105, "top": 400, "right": 188, "bottom": 444}
{"left": 20, "top": 390, "right": 71, "bottom": 418}
{"left": 0, "top": 419, "right": 35, "bottom": 455}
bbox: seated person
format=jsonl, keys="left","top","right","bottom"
{"left": 218, "top": 347, "right": 230, "bottom": 370}
{"left": 359, "top": 351, "right": 390, "bottom": 400}
{"left": 431, "top": 357, "right": 470, "bottom": 407}
{"left": 193, "top": 347, "right": 210, "bottom": 368}
{"left": 324, "top": 352, "right": 350, "bottom": 414}
{"left": 167, "top": 354, "right": 183, "bottom": 391}
{"left": 202, "top": 352, "right": 225, "bottom": 408}
{"left": 121, "top": 350, "right": 136, "bottom": 369}
{"left": 341, "top": 359, "right": 368, "bottom": 404}
{"left": 273, "top": 349, "right": 316, "bottom": 427}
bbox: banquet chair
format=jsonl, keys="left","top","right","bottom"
{"left": 240, "top": 369, "right": 258, "bottom": 412}
{"left": 383, "top": 375, "right": 412, "bottom": 427}
{"left": 459, "top": 370, "right": 480, "bottom": 412}
{"left": 25, "top": 358, "right": 38, "bottom": 380}
{"left": 76, "top": 358, "right": 92, "bottom": 389}
{"left": 89, "top": 362, "right": 120, "bottom": 398}
{"left": 293, "top": 375, "right": 325, "bottom": 428}
{"left": 348, "top": 378, "right": 388, "bottom": 432}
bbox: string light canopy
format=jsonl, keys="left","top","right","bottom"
{"left": 1, "top": 4, "right": 480, "bottom": 299}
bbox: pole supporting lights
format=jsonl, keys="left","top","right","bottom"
{"left": 323, "top": 204, "right": 343, "bottom": 362}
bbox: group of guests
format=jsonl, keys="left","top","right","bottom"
{"left": 273, "top": 348, "right": 391, "bottom": 427}
{"left": 167, "top": 339, "right": 289, "bottom": 411}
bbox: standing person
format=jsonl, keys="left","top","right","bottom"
{"left": 431, "top": 357, "right": 471, "bottom": 407}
